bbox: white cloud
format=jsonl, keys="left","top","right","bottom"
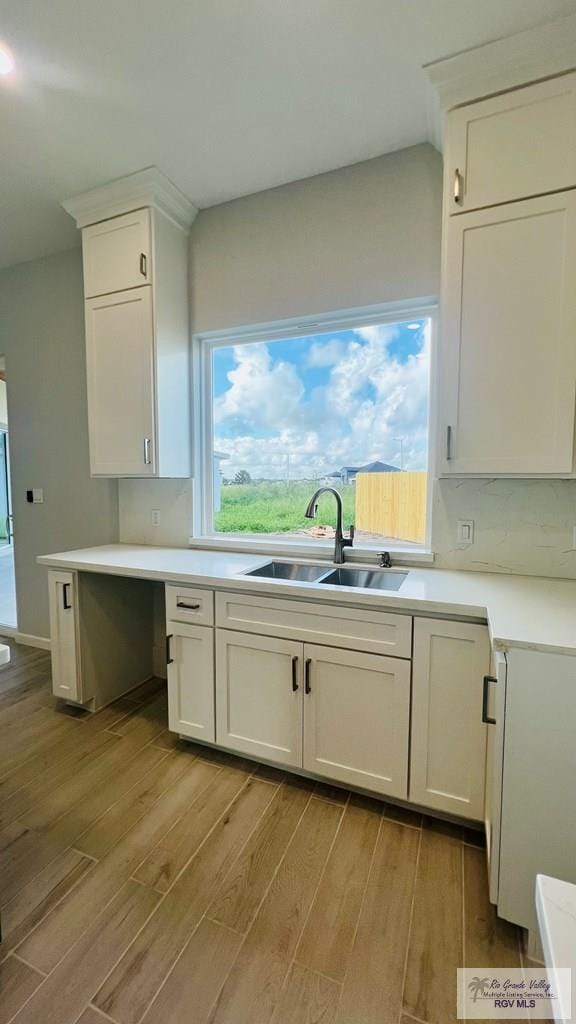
{"left": 214, "top": 321, "right": 430, "bottom": 479}
{"left": 305, "top": 338, "right": 346, "bottom": 367}
{"left": 214, "top": 343, "right": 303, "bottom": 431}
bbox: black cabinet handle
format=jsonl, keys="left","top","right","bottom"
{"left": 482, "top": 674, "right": 497, "bottom": 725}
{"left": 166, "top": 634, "right": 174, "bottom": 665}
{"left": 305, "top": 658, "right": 312, "bottom": 695}
{"left": 291, "top": 656, "right": 299, "bottom": 692}
{"left": 62, "top": 583, "right": 71, "bottom": 610}
{"left": 176, "top": 601, "right": 201, "bottom": 610}
{"left": 140, "top": 252, "right": 147, "bottom": 277}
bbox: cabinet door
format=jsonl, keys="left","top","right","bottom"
{"left": 215, "top": 630, "right": 303, "bottom": 766}
{"left": 439, "top": 191, "right": 576, "bottom": 475}
{"left": 484, "top": 650, "right": 506, "bottom": 905}
{"left": 303, "top": 643, "right": 410, "bottom": 798}
{"left": 85, "top": 287, "right": 156, "bottom": 476}
{"left": 82, "top": 209, "right": 151, "bottom": 298}
{"left": 446, "top": 74, "right": 576, "bottom": 214}
{"left": 167, "top": 622, "right": 215, "bottom": 742}
{"left": 411, "top": 618, "right": 490, "bottom": 821}
{"left": 48, "top": 570, "right": 81, "bottom": 702}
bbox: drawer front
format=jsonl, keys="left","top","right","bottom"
{"left": 216, "top": 591, "right": 411, "bottom": 658}
{"left": 166, "top": 585, "right": 214, "bottom": 626}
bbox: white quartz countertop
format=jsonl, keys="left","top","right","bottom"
{"left": 37, "top": 544, "right": 576, "bottom": 656}
{"left": 536, "top": 874, "right": 576, "bottom": 1022}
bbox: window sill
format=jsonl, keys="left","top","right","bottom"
{"left": 188, "top": 535, "right": 435, "bottom": 566}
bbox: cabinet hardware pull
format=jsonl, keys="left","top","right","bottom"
{"left": 453, "top": 168, "right": 463, "bottom": 204}
{"left": 62, "top": 582, "right": 72, "bottom": 610}
{"left": 446, "top": 425, "right": 453, "bottom": 461}
{"left": 482, "top": 674, "right": 497, "bottom": 725}
{"left": 139, "top": 252, "right": 147, "bottom": 277}
{"left": 143, "top": 438, "right": 152, "bottom": 465}
{"left": 176, "top": 601, "right": 201, "bottom": 610}
{"left": 166, "top": 634, "right": 174, "bottom": 665}
{"left": 291, "top": 656, "right": 299, "bottom": 692}
{"left": 305, "top": 658, "right": 312, "bottom": 695}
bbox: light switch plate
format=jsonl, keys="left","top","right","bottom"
{"left": 457, "top": 519, "right": 474, "bottom": 544}
{"left": 32, "top": 488, "right": 44, "bottom": 504}
{"left": 151, "top": 509, "right": 161, "bottom": 527}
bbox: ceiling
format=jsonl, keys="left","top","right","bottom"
{"left": 1, "top": 0, "right": 576, "bottom": 269}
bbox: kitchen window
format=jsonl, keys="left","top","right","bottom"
{"left": 195, "top": 304, "right": 435, "bottom": 554}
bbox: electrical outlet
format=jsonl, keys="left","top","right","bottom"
{"left": 32, "top": 488, "right": 44, "bottom": 504}
{"left": 151, "top": 509, "right": 161, "bottom": 527}
{"left": 457, "top": 519, "right": 474, "bottom": 544}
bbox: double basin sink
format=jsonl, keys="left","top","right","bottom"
{"left": 244, "top": 560, "right": 407, "bottom": 592}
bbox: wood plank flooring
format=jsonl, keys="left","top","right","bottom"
{"left": 0, "top": 637, "right": 528, "bottom": 1024}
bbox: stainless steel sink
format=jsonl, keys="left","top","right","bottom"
{"left": 243, "top": 560, "right": 408, "bottom": 591}
{"left": 245, "top": 561, "right": 329, "bottom": 582}
{"left": 318, "top": 568, "right": 408, "bottom": 591}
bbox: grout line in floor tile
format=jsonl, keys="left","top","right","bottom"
{"left": 398, "top": 824, "right": 422, "bottom": 1023}
{"left": 12, "top": 949, "right": 48, "bottom": 976}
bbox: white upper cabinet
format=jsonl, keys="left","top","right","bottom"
{"left": 85, "top": 288, "right": 156, "bottom": 476}
{"left": 445, "top": 73, "right": 576, "bottom": 214}
{"left": 82, "top": 209, "right": 151, "bottom": 298}
{"left": 438, "top": 190, "right": 576, "bottom": 475}
{"left": 63, "top": 169, "right": 197, "bottom": 478}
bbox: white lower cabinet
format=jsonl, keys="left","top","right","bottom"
{"left": 166, "top": 622, "right": 215, "bottom": 742}
{"left": 410, "top": 618, "right": 490, "bottom": 821}
{"left": 215, "top": 630, "right": 303, "bottom": 766}
{"left": 303, "top": 643, "right": 410, "bottom": 798}
{"left": 48, "top": 570, "right": 81, "bottom": 703}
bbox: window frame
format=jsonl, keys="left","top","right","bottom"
{"left": 191, "top": 299, "right": 438, "bottom": 560}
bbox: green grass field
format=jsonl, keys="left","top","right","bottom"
{"left": 215, "top": 480, "right": 355, "bottom": 534}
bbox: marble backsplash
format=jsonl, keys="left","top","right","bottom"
{"left": 432, "top": 478, "right": 576, "bottom": 579}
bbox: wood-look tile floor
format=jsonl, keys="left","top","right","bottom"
{"left": 0, "top": 638, "right": 529, "bottom": 1024}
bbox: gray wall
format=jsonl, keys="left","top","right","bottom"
{"left": 0, "top": 248, "right": 118, "bottom": 639}
{"left": 190, "top": 143, "right": 442, "bottom": 333}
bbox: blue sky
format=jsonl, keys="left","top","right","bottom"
{"left": 212, "top": 318, "right": 430, "bottom": 479}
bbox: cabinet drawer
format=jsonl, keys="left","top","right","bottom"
{"left": 216, "top": 591, "right": 411, "bottom": 657}
{"left": 166, "top": 585, "right": 214, "bottom": 626}
{"left": 82, "top": 209, "right": 151, "bottom": 298}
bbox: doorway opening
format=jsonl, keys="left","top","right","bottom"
{"left": 0, "top": 360, "right": 17, "bottom": 628}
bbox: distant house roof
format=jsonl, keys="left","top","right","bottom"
{"left": 331, "top": 460, "right": 399, "bottom": 477}
{"left": 356, "top": 460, "right": 399, "bottom": 473}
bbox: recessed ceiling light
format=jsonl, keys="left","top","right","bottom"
{"left": 0, "top": 44, "right": 15, "bottom": 76}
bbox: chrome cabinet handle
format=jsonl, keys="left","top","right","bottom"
{"left": 62, "top": 583, "right": 72, "bottom": 610}
{"left": 143, "top": 438, "right": 152, "bottom": 465}
{"left": 482, "top": 674, "right": 497, "bottom": 725}
{"left": 291, "top": 656, "right": 299, "bottom": 692}
{"left": 166, "top": 634, "right": 174, "bottom": 665}
{"left": 140, "top": 252, "right": 147, "bottom": 278}
{"left": 453, "top": 168, "right": 463, "bottom": 204}
{"left": 176, "top": 601, "right": 201, "bottom": 610}
{"left": 305, "top": 658, "right": 312, "bottom": 695}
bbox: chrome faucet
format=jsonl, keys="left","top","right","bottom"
{"left": 304, "top": 486, "right": 354, "bottom": 564}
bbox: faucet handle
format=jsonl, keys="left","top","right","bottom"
{"left": 349, "top": 524, "right": 355, "bottom": 542}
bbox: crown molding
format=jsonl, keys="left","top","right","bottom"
{"left": 62, "top": 167, "right": 198, "bottom": 231}
{"left": 424, "top": 12, "right": 576, "bottom": 121}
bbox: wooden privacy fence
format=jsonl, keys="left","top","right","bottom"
{"left": 355, "top": 471, "right": 427, "bottom": 543}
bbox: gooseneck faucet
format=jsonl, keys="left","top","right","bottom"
{"left": 304, "top": 487, "right": 354, "bottom": 564}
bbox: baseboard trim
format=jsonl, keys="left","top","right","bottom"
{"left": 15, "top": 632, "right": 52, "bottom": 651}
